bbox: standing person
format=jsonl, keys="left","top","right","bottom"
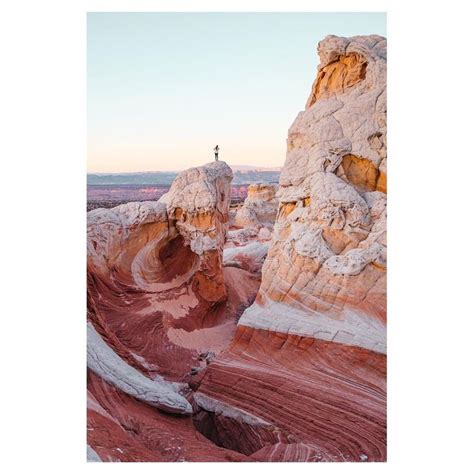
{"left": 213, "top": 145, "right": 219, "bottom": 161}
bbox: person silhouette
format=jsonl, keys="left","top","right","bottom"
{"left": 213, "top": 145, "right": 219, "bottom": 161}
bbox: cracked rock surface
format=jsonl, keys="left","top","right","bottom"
{"left": 240, "top": 34, "right": 387, "bottom": 353}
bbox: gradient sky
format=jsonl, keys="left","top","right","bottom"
{"left": 88, "top": 12, "right": 386, "bottom": 172}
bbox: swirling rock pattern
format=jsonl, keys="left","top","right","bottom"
{"left": 87, "top": 161, "right": 235, "bottom": 381}
{"left": 87, "top": 162, "right": 261, "bottom": 460}
{"left": 196, "top": 326, "right": 386, "bottom": 461}
{"left": 195, "top": 35, "right": 387, "bottom": 462}
{"left": 86, "top": 35, "right": 387, "bottom": 462}
{"left": 87, "top": 371, "right": 249, "bottom": 462}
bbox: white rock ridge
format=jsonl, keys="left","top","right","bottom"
{"left": 87, "top": 445, "right": 102, "bottom": 462}
{"left": 87, "top": 323, "right": 193, "bottom": 415}
{"left": 194, "top": 392, "right": 271, "bottom": 427}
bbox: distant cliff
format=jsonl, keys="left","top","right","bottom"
{"left": 87, "top": 168, "right": 280, "bottom": 186}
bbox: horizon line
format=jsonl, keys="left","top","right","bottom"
{"left": 87, "top": 165, "right": 283, "bottom": 175}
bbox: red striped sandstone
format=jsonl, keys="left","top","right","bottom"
{"left": 87, "top": 371, "right": 248, "bottom": 462}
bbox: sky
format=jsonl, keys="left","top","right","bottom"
{"left": 87, "top": 12, "right": 386, "bottom": 173}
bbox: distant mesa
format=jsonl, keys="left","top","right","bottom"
{"left": 87, "top": 165, "right": 281, "bottom": 186}
{"left": 87, "top": 165, "right": 281, "bottom": 212}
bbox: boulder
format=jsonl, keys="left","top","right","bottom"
{"left": 234, "top": 183, "right": 278, "bottom": 229}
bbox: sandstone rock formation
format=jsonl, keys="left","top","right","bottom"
{"left": 224, "top": 183, "right": 276, "bottom": 273}
{"left": 223, "top": 241, "right": 269, "bottom": 274}
{"left": 87, "top": 161, "right": 235, "bottom": 380}
{"left": 87, "top": 323, "right": 192, "bottom": 415}
{"left": 87, "top": 370, "right": 248, "bottom": 462}
{"left": 86, "top": 34, "right": 387, "bottom": 463}
{"left": 234, "top": 183, "right": 278, "bottom": 229}
{"left": 226, "top": 182, "right": 277, "bottom": 260}
{"left": 241, "top": 34, "right": 387, "bottom": 352}
{"left": 195, "top": 34, "right": 387, "bottom": 461}
{"left": 195, "top": 327, "right": 386, "bottom": 461}
{"left": 87, "top": 161, "right": 260, "bottom": 460}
